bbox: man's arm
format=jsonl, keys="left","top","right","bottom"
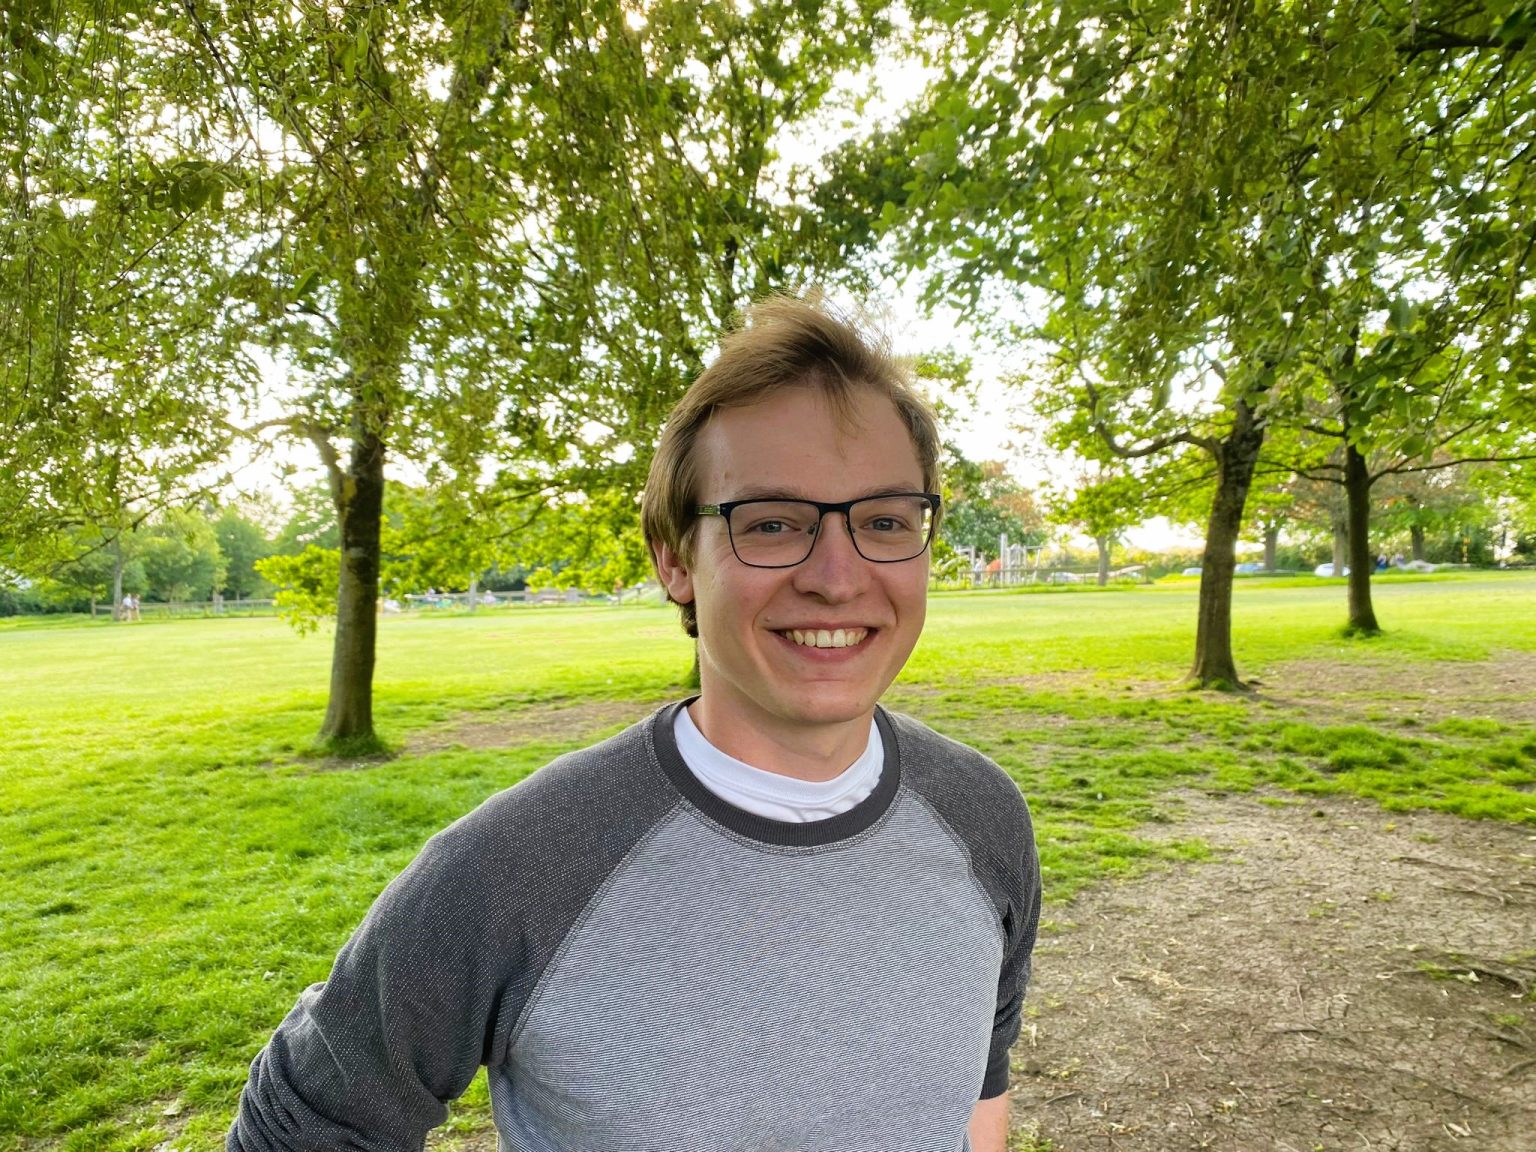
{"left": 968, "top": 1091, "right": 1010, "bottom": 1152}
{"left": 229, "top": 827, "right": 508, "bottom": 1149}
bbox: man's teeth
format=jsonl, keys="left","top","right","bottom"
{"left": 787, "top": 628, "right": 868, "bottom": 648}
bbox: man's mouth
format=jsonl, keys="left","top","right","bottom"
{"left": 781, "top": 628, "right": 870, "bottom": 649}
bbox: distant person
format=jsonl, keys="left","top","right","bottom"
{"left": 228, "top": 295, "right": 1041, "bottom": 1152}
{"left": 123, "top": 593, "right": 139, "bottom": 622}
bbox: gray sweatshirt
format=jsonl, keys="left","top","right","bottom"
{"left": 229, "top": 702, "right": 1040, "bottom": 1152}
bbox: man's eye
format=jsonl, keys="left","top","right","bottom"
{"left": 863, "top": 515, "right": 909, "bottom": 533}
{"left": 742, "top": 518, "right": 792, "bottom": 535}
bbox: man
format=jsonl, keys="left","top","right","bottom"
{"left": 229, "top": 295, "right": 1040, "bottom": 1152}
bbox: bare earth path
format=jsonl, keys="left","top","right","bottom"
{"left": 1015, "top": 790, "right": 1536, "bottom": 1152}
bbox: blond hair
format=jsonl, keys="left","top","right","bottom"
{"left": 641, "top": 294, "right": 942, "bottom": 637}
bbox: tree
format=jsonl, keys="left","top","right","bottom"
{"left": 1242, "top": 425, "right": 1323, "bottom": 572}
{"left": 35, "top": 525, "right": 146, "bottom": 615}
{"left": 377, "top": 483, "right": 495, "bottom": 602}
{"left": 1270, "top": 306, "right": 1535, "bottom": 607}
{"left": 1048, "top": 470, "right": 1146, "bottom": 586}
{"left": 157, "top": 0, "right": 894, "bottom": 747}
{"left": 2, "top": 1, "right": 251, "bottom": 579}
{"left": 856, "top": 0, "right": 1536, "bottom": 680}
{"left": 139, "top": 507, "right": 226, "bottom": 602}
{"left": 164, "top": 0, "right": 569, "bottom": 746}
{"left": 940, "top": 453, "right": 1044, "bottom": 561}
{"left": 257, "top": 545, "right": 339, "bottom": 636}
{"left": 213, "top": 506, "right": 273, "bottom": 598}
{"left": 514, "top": 490, "right": 651, "bottom": 597}
{"left": 1376, "top": 465, "right": 1499, "bottom": 563}
{"left": 1278, "top": 458, "right": 1352, "bottom": 572}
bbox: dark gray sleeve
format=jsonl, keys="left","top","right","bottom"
{"left": 228, "top": 718, "right": 680, "bottom": 1151}
{"left": 982, "top": 821, "right": 1040, "bottom": 1097}
{"left": 887, "top": 712, "right": 1042, "bottom": 1099}
{"left": 228, "top": 824, "right": 506, "bottom": 1150}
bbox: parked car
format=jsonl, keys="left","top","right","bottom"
{"left": 1181, "top": 566, "right": 1203, "bottom": 576}
{"left": 1313, "top": 562, "right": 1351, "bottom": 577}
{"left": 1235, "top": 562, "right": 1262, "bottom": 574}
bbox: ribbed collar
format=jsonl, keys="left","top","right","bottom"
{"left": 649, "top": 699, "right": 901, "bottom": 847}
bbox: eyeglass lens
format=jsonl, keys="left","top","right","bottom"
{"left": 726, "top": 496, "right": 934, "bottom": 567}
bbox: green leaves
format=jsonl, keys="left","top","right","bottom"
{"left": 257, "top": 546, "right": 340, "bottom": 636}
{"left": 143, "top": 159, "right": 229, "bottom": 214}
{"left": 1, "top": 0, "right": 253, "bottom": 568}
{"left": 1495, "top": 2, "right": 1536, "bottom": 46}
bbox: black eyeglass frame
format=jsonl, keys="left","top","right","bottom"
{"left": 694, "top": 492, "right": 942, "bottom": 569}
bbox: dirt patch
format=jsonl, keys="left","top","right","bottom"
{"left": 402, "top": 697, "right": 668, "bottom": 757}
{"left": 1016, "top": 790, "right": 1536, "bottom": 1151}
{"left": 1251, "top": 651, "right": 1536, "bottom": 728}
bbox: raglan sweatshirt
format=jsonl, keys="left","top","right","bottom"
{"left": 228, "top": 702, "right": 1041, "bottom": 1152}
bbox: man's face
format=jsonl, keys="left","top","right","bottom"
{"left": 655, "top": 385, "right": 930, "bottom": 750}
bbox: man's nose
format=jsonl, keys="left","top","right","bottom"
{"left": 793, "top": 513, "right": 869, "bottom": 599}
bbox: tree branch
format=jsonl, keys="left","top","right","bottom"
{"left": 1080, "top": 380, "right": 1211, "bottom": 459}
{"left": 1403, "top": 27, "right": 1527, "bottom": 56}
{"left": 1378, "top": 452, "right": 1536, "bottom": 479}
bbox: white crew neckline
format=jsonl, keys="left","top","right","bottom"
{"left": 672, "top": 707, "right": 884, "bottom": 823}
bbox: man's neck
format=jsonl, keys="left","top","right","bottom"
{"left": 686, "top": 697, "right": 875, "bottom": 784}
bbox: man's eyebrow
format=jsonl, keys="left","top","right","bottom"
{"left": 726, "top": 484, "right": 925, "bottom": 502}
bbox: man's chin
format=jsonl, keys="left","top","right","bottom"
{"left": 774, "top": 687, "right": 884, "bottom": 729}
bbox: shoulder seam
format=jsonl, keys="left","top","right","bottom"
{"left": 503, "top": 797, "right": 687, "bottom": 1058}
{"left": 901, "top": 786, "right": 1007, "bottom": 950}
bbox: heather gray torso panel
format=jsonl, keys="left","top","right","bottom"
{"left": 491, "top": 793, "right": 1004, "bottom": 1152}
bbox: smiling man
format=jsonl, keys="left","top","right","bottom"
{"left": 229, "top": 296, "right": 1039, "bottom": 1152}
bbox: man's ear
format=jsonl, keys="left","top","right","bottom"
{"left": 652, "top": 541, "right": 695, "bottom": 607}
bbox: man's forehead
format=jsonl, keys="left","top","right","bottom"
{"left": 699, "top": 390, "right": 916, "bottom": 468}
{"left": 703, "top": 384, "right": 905, "bottom": 438}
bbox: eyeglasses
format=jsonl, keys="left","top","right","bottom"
{"left": 695, "top": 493, "right": 941, "bottom": 569}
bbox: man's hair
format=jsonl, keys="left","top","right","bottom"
{"left": 641, "top": 293, "right": 942, "bottom": 637}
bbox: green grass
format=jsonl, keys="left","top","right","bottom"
{"left": 3, "top": 572, "right": 1535, "bottom": 1148}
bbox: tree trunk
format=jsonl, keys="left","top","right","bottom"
{"left": 319, "top": 429, "right": 387, "bottom": 745}
{"left": 468, "top": 572, "right": 479, "bottom": 612}
{"left": 1190, "top": 396, "right": 1267, "bottom": 689}
{"left": 111, "top": 536, "right": 124, "bottom": 621}
{"left": 1343, "top": 441, "right": 1381, "bottom": 634}
{"left": 1263, "top": 524, "right": 1279, "bottom": 572}
{"left": 1095, "top": 535, "right": 1111, "bottom": 586}
{"left": 1331, "top": 520, "right": 1347, "bottom": 574}
{"left": 1411, "top": 524, "right": 1426, "bottom": 562}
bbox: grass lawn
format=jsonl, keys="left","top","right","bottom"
{"left": 3, "top": 571, "right": 1534, "bottom": 1149}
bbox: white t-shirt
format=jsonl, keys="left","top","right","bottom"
{"left": 673, "top": 707, "right": 883, "bottom": 823}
